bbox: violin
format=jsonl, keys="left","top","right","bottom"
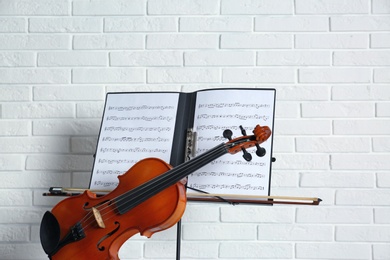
{"left": 40, "top": 124, "right": 271, "bottom": 260}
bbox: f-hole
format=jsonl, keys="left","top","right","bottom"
{"left": 97, "top": 222, "right": 120, "bottom": 251}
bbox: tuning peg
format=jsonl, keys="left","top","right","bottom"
{"left": 241, "top": 148, "right": 252, "bottom": 161}
{"left": 239, "top": 125, "right": 247, "bottom": 136}
{"left": 223, "top": 129, "right": 233, "bottom": 140}
{"left": 255, "top": 143, "right": 266, "bottom": 157}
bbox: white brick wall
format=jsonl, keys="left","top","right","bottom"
{"left": 0, "top": 0, "right": 389, "bottom": 259}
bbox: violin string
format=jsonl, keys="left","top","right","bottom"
{"left": 80, "top": 143, "right": 230, "bottom": 232}
{"left": 81, "top": 143, "right": 228, "bottom": 231}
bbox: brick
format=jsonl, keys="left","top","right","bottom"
{"left": 0, "top": 225, "right": 29, "bottom": 242}
{"left": 336, "top": 190, "right": 390, "bottom": 206}
{"left": 148, "top": 68, "right": 219, "bottom": 83}
{"left": 73, "top": 0, "right": 145, "bottom": 15}
{"left": 0, "top": 172, "right": 71, "bottom": 189}
{"left": 337, "top": 226, "right": 390, "bottom": 242}
{"left": 73, "top": 68, "right": 145, "bottom": 83}
{"left": 332, "top": 85, "right": 390, "bottom": 100}
{"left": 272, "top": 154, "right": 329, "bottom": 170}
{"left": 0, "top": 69, "right": 69, "bottom": 84}
{"left": 117, "top": 242, "right": 143, "bottom": 259}
{"left": 334, "top": 119, "right": 390, "bottom": 134}
{"left": 274, "top": 119, "right": 331, "bottom": 135}
{"left": 180, "top": 242, "right": 219, "bottom": 259}
{"left": 377, "top": 101, "right": 390, "bottom": 116}
{"left": 300, "top": 172, "right": 374, "bottom": 188}
{"left": 71, "top": 172, "right": 91, "bottom": 188}
{"left": 144, "top": 242, "right": 178, "bottom": 258}
{"left": 257, "top": 224, "right": 332, "bottom": 241}
{"left": 220, "top": 242, "right": 292, "bottom": 258}
{"left": 275, "top": 102, "right": 299, "bottom": 118}
{"left": 105, "top": 17, "right": 176, "bottom": 32}
{"left": 182, "top": 205, "right": 219, "bottom": 222}
{"left": 373, "top": 137, "right": 390, "bottom": 152}
{"left": 223, "top": 68, "right": 294, "bottom": 83}
{"left": 0, "top": 18, "right": 26, "bottom": 32}
{"left": 375, "top": 208, "right": 390, "bottom": 223}
{"left": 108, "top": 84, "right": 181, "bottom": 93}
{"left": 296, "top": 0, "right": 368, "bottom": 14}
{"left": 301, "top": 102, "right": 374, "bottom": 118}
{"left": 371, "top": 33, "right": 390, "bottom": 48}
{"left": 332, "top": 154, "right": 390, "bottom": 170}
{"left": 221, "top": 0, "right": 293, "bottom": 14}
{"left": 33, "top": 119, "right": 100, "bottom": 136}
{"left": 110, "top": 51, "right": 182, "bottom": 66}
{"left": 0, "top": 52, "right": 35, "bottom": 67}
{"left": 257, "top": 51, "right": 329, "bottom": 66}
{"left": 296, "top": 243, "right": 370, "bottom": 259}
{"left": 299, "top": 68, "right": 370, "bottom": 83}
{"left": 221, "top": 206, "right": 294, "bottom": 223}
{"left": 71, "top": 137, "right": 98, "bottom": 153}
{"left": 275, "top": 85, "right": 330, "bottom": 101}
{"left": 0, "top": 243, "right": 47, "bottom": 259}
{"left": 297, "top": 207, "right": 372, "bottom": 223}
{"left": 34, "top": 85, "right": 104, "bottom": 101}
{"left": 255, "top": 16, "right": 328, "bottom": 32}
{"left": 373, "top": 0, "right": 390, "bottom": 13}
{"left": 296, "top": 34, "right": 368, "bottom": 49}
{"left": 148, "top": 0, "right": 219, "bottom": 15}
{"left": 185, "top": 51, "right": 254, "bottom": 66}
{"left": 331, "top": 16, "right": 390, "bottom": 31}
{"left": 147, "top": 34, "right": 218, "bottom": 49}
{"left": 377, "top": 172, "right": 390, "bottom": 188}
{"left": 183, "top": 223, "right": 256, "bottom": 240}
{"left": 334, "top": 51, "right": 390, "bottom": 66}
{"left": 76, "top": 102, "right": 104, "bottom": 118}
{"left": 2, "top": 102, "right": 74, "bottom": 119}
{"left": 373, "top": 244, "right": 390, "bottom": 260}
{"left": 0, "top": 0, "right": 68, "bottom": 15}
{"left": 180, "top": 17, "right": 252, "bottom": 32}
{"left": 74, "top": 34, "right": 144, "bottom": 50}
{"left": 270, "top": 170, "right": 298, "bottom": 187}
{"left": 221, "top": 34, "right": 292, "bottom": 49}
{"left": 0, "top": 155, "right": 24, "bottom": 171}
{"left": 0, "top": 207, "right": 46, "bottom": 224}
{"left": 272, "top": 137, "right": 295, "bottom": 152}
{"left": 0, "top": 137, "right": 69, "bottom": 153}
{"left": 0, "top": 190, "right": 31, "bottom": 206}
{"left": 297, "top": 137, "right": 370, "bottom": 153}
{"left": 29, "top": 17, "right": 102, "bottom": 33}
{"left": 0, "top": 86, "right": 30, "bottom": 101}
{"left": 374, "top": 68, "right": 390, "bottom": 82}
{"left": 26, "top": 154, "right": 93, "bottom": 171}
{"left": 0, "top": 35, "right": 70, "bottom": 50}
{"left": 38, "top": 51, "right": 107, "bottom": 67}
{"left": 0, "top": 121, "right": 29, "bottom": 136}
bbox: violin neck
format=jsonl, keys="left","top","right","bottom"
{"left": 115, "top": 143, "right": 228, "bottom": 215}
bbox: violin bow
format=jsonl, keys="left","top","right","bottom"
{"left": 44, "top": 187, "right": 321, "bottom": 206}
{"left": 186, "top": 192, "right": 321, "bottom": 205}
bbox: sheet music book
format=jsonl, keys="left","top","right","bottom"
{"left": 89, "top": 88, "right": 276, "bottom": 201}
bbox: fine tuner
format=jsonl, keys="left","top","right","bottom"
{"left": 223, "top": 125, "right": 267, "bottom": 162}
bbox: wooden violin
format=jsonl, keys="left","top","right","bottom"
{"left": 40, "top": 124, "right": 271, "bottom": 260}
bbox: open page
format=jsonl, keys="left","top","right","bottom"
{"left": 187, "top": 89, "right": 275, "bottom": 198}
{"left": 89, "top": 92, "right": 180, "bottom": 191}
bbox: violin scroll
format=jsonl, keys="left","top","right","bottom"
{"left": 225, "top": 124, "right": 271, "bottom": 157}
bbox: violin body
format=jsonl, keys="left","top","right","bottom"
{"left": 41, "top": 158, "right": 186, "bottom": 260}
{"left": 40, "top": 124, "right": 272, "bottom": 260}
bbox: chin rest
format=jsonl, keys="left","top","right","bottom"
{"left": 40, "top": 211, "right": 60, "bottom": 256}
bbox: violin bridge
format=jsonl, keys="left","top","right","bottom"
{"left": 92, "top": 207, "right": 106, "bottom": 229}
